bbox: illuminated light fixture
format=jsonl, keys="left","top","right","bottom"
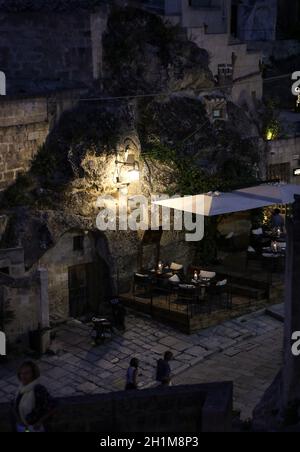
{"left": 128, "top": 166, "right": 140, "bottom": 182}
{"left": 266, "top": 130, "right": 275, "bottom": 141}
{"left": 293, "top": 168, "right": 300, "bottom": 177}
{"left": 115, "top": 151, "right": 140, "bottom": 185}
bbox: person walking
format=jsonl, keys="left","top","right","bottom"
{"left": 110, "top": 298, "right": 127, "bottom": 331}
{"left": 156, "top": 351, "right": 174, "bottom": 387}
{"left": 13, "top": 361, "right": 56, "bottom": 432}
{"left": 125, "top": 358, "right": 139, "bottom": 390}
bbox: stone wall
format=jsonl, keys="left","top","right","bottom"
{"left": 181, "top": 0, "right": 229, "bottom": 33}
{"left": 0, "top": 248, "right": 40, "bottom": 341}
{"left": 0, "top": 247, "right": 25, "bottom": 277}
{"left": 0, "top": 97, "right": 49, "bottom": 192}
{"left": 185, "top": 20, "right": 262, "bottom": 109}
{"left": 268, "top": 137, "right": 300, "bottom": 185}
{"left": 0, "top": 11, "right": 93, "bottom": 94}
{"left": 237, "top": 0, "right": 278, "bottom": 42}
{"left": 247, "top": 40, "right": 300, "bottom": 63}
{"left": 39, "top": 231, "right": 100, "bottom": 321}
{"left": 0, "top": 91, "right": 81, "bottom": 192}
{"left": 1, "top": 283, "right": 41, "bottom": 341}
{"left": 0, "top": 249, "right": 49, "bottom": 342}
{"left": 36, "top": 227, "right": 195, "bottom": 323}
{"left": 0, "top": 382, "right": 233, "bottom": 432}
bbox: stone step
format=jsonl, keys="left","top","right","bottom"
{"left": 265, "top": 303, "right": 284, "bottom": 323}
{"left": 230, "top": 283, "right": 267, "bottom": 301}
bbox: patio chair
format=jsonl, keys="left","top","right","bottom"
{"left": 176, "top": 285, "right": 198, "bottom": 316}
{"left": 252, "top": 228, "right": 263, "bottom": 237}
{"left": 153, "top": 277, "right": 174, "bottom": 303}
{"left": 206, "top": 279, "right": 232, "bottom": 311}
{"left": 133, "top": 273, "right": 153, "bottom": 301}
{"left": 170, "top": 262, "right": 185, "bottom": 279}
{"left": 200, "top": 270, "right": 216, "bottom": 280}
{"left": 220, "top": 232, "right": 235, "bottom": 252}
{"left": 261, "top": 254, "right": 284, "bottom": 283}
{"left": 246, "top": 245, "right": 259, "bottom": 270}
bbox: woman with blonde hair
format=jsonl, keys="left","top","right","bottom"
{"left": 14, "top": 361, "right": 56, "bottom": 432}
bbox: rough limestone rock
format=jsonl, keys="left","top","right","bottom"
{"left": 103, "top": 7, "right": 214, "bottom": 96}
{"left": 1, "top": 208, "right": 94, "bottom": 269}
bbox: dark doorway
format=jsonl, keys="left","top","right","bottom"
{"left": 231, "top": 3, "right": 238, "bottom": 37}
{"left": 68, "top": 265, "right": 89, "bottom": 318}
{"left": 68, "top": 261, "right": 112, "bottom": 318}
{"left": 139, "top": 229, "right": 163, "bottom": 271}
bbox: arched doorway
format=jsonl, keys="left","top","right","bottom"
{"left": 68, "top": 256, "right": 111, "bottom": 318}
{"left": 40, "top": 231, "right": 113, "bottom": 321}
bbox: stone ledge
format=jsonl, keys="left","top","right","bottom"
{"left": 0, "top": 382, "right": 233, "bottom": 433}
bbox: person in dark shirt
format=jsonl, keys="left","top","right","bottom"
{"left": 125, "top": 358, "right": 139, "bottom": 391}
{"left": 13, "top": 361, "right": 56, "bottom": 432}
{"left": 271, "top": 209, "right": 285, "bottom": 231}
{"left": 156, "top": 351, "right": 174, "bottom": 386}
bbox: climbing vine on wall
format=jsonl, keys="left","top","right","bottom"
{"left": 142, "top": 141, "right": 258, "bottom": 196}
{"left": 262, "top": 100, "right": 282, "bottom": 141}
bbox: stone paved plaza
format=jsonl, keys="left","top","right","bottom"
{"left": 175, "top": 324, "right": 283, "bottom": 420}
{"left": 0, "top": 307, "right": 283, "bottom": 419}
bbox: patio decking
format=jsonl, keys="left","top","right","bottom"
{"left": 120, "top": 266, "right": 283, "bottom": 334}
{"left": 120, "top": 292, "right": 275, "bottom": 333}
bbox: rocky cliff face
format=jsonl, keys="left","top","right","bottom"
{"left": 103, "top": 7, "right": 214, "bottom": 96}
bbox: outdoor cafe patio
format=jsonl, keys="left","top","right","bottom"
{"left": 120, "top": 183, "right": 295, "bottom": 333}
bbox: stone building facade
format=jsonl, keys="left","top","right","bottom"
{"left": 38, "top": 231, "right": 111, "bottom": 322}
{"left": 0, "top": 248, "right": 48, "bottom": 342}
{"left": 0, "top": 97, "right": 49, "bottom": 192}
{"left": 0, "top": 6, "right": 108, "bottom": 95}
{"left": 141, "top": 0, "right": 263, "bottom": 110}
{"left": 268, "top": 137, "right": 300, "bottom": 185}
{"left": 0, "top": 3, "right": 261, "bottom": 344}
{"left": 236, "top": 0, "right": 278, "bottom": 42}
{"left": 0, "top": 131, "right": 195, "bottom": 341}
{"left": 0, "top": 91, "right": 81, "bottom": 193}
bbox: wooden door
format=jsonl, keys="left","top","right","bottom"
{"left": 68, "top": 265, "right": 88, "bottom": 318}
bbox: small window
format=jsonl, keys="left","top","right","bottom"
{"left": 0, "top": 267, "right": 10, "bottom": 275}
{"left": 212, "top": 109, "right": 222, "bottom": 119}
{"left": 73, "top": 236, "right": 84, "bottom": 252}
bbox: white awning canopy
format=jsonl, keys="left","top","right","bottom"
{"left": 236, "top": 183, "right": 300, "bottom": 205}
{"left": 153, "top": 191, "right": 279, "bottom": 217}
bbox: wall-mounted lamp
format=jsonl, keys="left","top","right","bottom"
{"left": 115, "top": 152, "right": 140, "bottom": 185}
{"left": 128, "top": 163, "right": 140, "bottom": 183}
{"left": 266, "top": 130, "right": 275, "bottom": 141}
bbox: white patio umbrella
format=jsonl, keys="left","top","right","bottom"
{"left": 236, "top": 183, "right": 300, "bottom": 205}
{"left": 153, "top": 191, "right": 278, "bottom": 217}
